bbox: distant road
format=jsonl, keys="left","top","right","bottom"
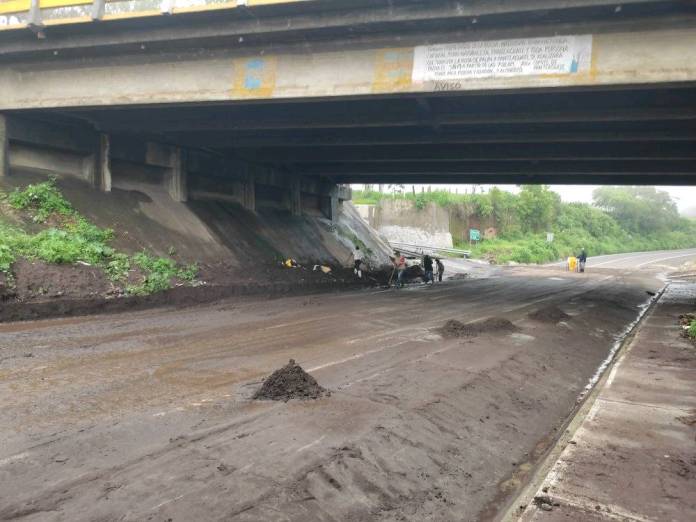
{"left": 553, "top": 248, "right": 696, "bottom": 270}
{"left": 441, "top": 248, "right": 696, "bottom": 273}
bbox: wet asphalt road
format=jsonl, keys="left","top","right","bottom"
{"left": 544, "top": 247, "right": 696, "bottom": 270}
{"left": 0, "top": 261, "right": 678, "bottom": 521}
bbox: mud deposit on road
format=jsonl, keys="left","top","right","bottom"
{"left": 253, "top": 359, "right": 329, "bottom": 401}
{"left": 0, "top": 269, "right": 662, "bottom": 521}
{"left": 528, "top": 305, "right": 571, "bottom": 323}
{"left": 439, "top": 316, "right": 519, "bottom": 338}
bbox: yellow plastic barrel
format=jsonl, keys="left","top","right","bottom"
{"left": 567, "top": 256, "right": 577, "bottom": 272}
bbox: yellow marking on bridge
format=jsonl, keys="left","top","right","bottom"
{"left": 232, "top": 55, "right": 278, "bottom": 98}
{"left": 372, "top": 48, "right": 414, "bottom": 94}
{"left": 0, "top": 0, "right": 310, "bottom": 17}
{"left": 0, "top": 0, "right": 29, "bottom": 15}
{"left": 40, "top": 0, "right": 91, "bottom": 8}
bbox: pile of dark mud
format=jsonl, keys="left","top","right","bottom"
{"left": 439, "top": 317, "right": 519, "bottom": 338}
{"left": 528, "top": 306, "right": 571, "bottom": 323}
{"left": 253, "top": 359, "right": 329, "bottom": 401}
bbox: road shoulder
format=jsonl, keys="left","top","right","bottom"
{"left": 516, "top": 282, "right": 696, "bottom": 521}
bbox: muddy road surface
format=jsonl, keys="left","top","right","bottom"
{"left": 0, "top": 267, "right": 662, "bottom": 521}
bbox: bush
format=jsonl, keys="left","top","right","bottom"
{"left": 9, "top": 178, "right": 73, "bottom": 222}
{"left": 1, "top": 181, "right": 200, "bottom": 295}
{"left": 688, "top": 320, "right": 696, "bottom": 340}
{"left": 105, "top": 253, "right": 130, "bottom": 281}
{"left": 128, "top": 252, "right": 198, "bottom": 295}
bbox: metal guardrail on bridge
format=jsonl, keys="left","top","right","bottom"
{"left": 389, "top": 241, "right": 471, "bottom": 259}
{"left": 0, "top": 0, "right": 310, "bottom": 29}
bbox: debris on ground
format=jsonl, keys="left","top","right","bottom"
{"left": 528, "top": 306, "right": 571, "bottom": 323}
{"left": 679, "top": 313, "right": 696, "bottom": 342}
{"left": 676, "top": 411, "right": 696, "bottom": 426}
{"left": 679, "top": 313, "right": 695, "bottom": 327}
{"left": 253, "top": 359, "right": 329, "bottom": 401}
{"left": 439, "top": 317, "right": 519, "bottom": 338}
{"left": 533, "top": 494, "right": 560, "bottom": 512}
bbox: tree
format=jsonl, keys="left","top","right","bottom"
{"left": 516, "top": 185, "right": 560, "bottom": 233}
{"left": 592, "top": 186, "right": 679, "bottom": 234}
{"left": 489, "top": 187, "right": 519, "bottom": 235}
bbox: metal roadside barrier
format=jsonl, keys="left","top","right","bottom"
{"left": 389, "top": 241, "right": 471, "bottom": 258}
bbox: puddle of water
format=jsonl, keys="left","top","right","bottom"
{"left": 510, "top": 333, "right": 535, "bottom": 344}
{"left": 577, "top": 285, "right": 667, "bottom": 403}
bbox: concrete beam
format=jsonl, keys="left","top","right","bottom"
{"left": 7, "top": 116, "right": 97, "bottom": 153}
{"left": 293, "top": 159, "right": 696, "bottom": 176}
{"left": 91, "top": 106, "right": 696, "bottom": 134}
{"left": 330, "top": 174, "right": 696, "bottom": 185}
{"left": 165, "top": 126, "right": 696, "bottom": 149}
{"left": 0, "top": 0, "right": 680, "bottom": 58}
{"left": 9, "top": 143, "right": 88, "bottom": 180}
{"left": 236, "top": 142, "right": 696, "bottom": 162}
{"left": 0, "top": 114, "right": 8, "bottom": 178}
{"left": 3, "top": 27, "right": 696, "bottom": 109}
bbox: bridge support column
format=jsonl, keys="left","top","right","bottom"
{"left": 94, "top": 133, "right": 112, "bottom": 192}
{"left": 168, "top": 148, "right": 187, "bottom": 202}
{"left": 321, "top": 185, "right": 339, "bottom": 222}
{"left": 0, "top": 114, "right": 8, "bottom": 178}
{"left": 242, "top": 172, "right": 255, "bottom": 212}
{"left": 288, "top": 176, "right": 302, "bottom": 216}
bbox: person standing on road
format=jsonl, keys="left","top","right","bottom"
{"left": 353, "top": 245, "right": 363, "bottom": 279}
{"left": 435, "top": 258, "right": 444, "bottom": 282}
{"left": 577, "top": 248, "right": 587, "bottom": 273}
{"left": 394, "top": 251, "right": 407, "bottom": 288}
{"left": 422, "top": 254, "right": 434, "bottom": 284}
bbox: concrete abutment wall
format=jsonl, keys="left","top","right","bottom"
{"left": 0, "top": 113, "right": 349, "bottom": 220}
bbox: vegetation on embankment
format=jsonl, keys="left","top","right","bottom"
{"left": 688, "top": 321, "right": 696, "bottom": 341}
{"left": 0, "top": 179, "right": 198, "bottom": 295}
{"left": 353, "top": 185, "right": 696, "bottom": 264}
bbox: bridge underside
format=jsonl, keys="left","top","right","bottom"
{"left": 2, "top": 0, "right": 696, "bottom": 194}
{"left": 16, "top": 82, "right": 696, "bottom": 186}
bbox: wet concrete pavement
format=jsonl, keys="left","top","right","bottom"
{"left": 518, "top": 281, "right": 696, "bottom": 522}
{"left": 0, "top": 266, "right": 674, "bottom": 521}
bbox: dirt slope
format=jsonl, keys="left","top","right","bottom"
{"left": 0, "top": 174, "right": 391, "bottom": 318}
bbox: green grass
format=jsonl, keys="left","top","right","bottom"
{"left": 1, "top": 179, "right": 199, "bottom": 295}
{"left": 8, "top": 177, "right": 74, "bottom": 222}
{"left": 352, "top": 189, "right": 469, "bottom": 208}
{"left": 127, "top": 252, "right": 199, "bottom": 295}
{"left": 688, "top": 320, "right": 696, "bottom": 340}
{"left": 461, "top": 231, "right": 696, "bottom": 265}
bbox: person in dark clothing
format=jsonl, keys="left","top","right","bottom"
{"left": 422, "top": 255, "right": 434, "bottom": 284}
{"left": 435, "top": 258, "right": 444, "bottom": 282}
{"left": 577, "top": 248, "right": 587, "bottom": 272}
{"left": 353, "top": 245, "right": 363, "bottom": 278}
{"left": 393, "top": 251, "right": 407, "bottom": 288}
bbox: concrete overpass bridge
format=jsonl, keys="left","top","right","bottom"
{"left": 1, "top": 0, "right": 696, "bottom": 217}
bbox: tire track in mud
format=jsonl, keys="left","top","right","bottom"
{"left": 0, "top": 271, "right": 662, "bottom": 521}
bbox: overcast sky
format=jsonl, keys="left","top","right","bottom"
{"left": 353, "top": 184, "right": 696, "bottom": 216}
